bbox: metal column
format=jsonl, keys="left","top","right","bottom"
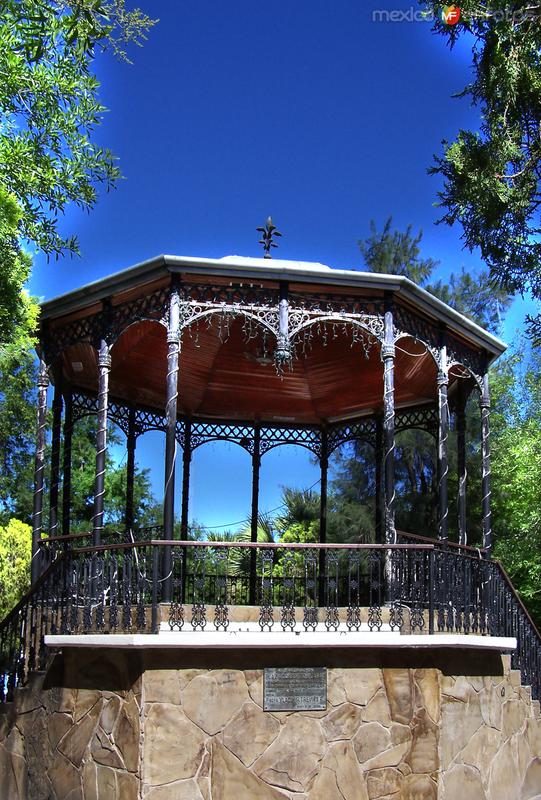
{"left": 163, "top": 279, "right": 181, "bottom": 600}
{"left": 92, "top": 339, "right": 111, "bottom": 546}
{"left": 31, "top": 359, "right": 49, "bottom": 583}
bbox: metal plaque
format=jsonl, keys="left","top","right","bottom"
{"left": 263, "top": 667, "right": 327, "bottom": 711}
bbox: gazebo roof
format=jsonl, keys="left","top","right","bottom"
{"left": 38, "top": 254, "right": 506, "bottom": 426}
{"left": 41, "top": 253, "right": 506, "bottom": 358}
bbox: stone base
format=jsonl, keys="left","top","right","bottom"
{"left": 1, "top": 647, "right": 541, "bottom": 799}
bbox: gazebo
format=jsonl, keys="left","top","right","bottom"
{"left": 20, "top": 253, "right": 516, "bottom": 625}
{"left": 3, "top": 250, "right": 541, "bottom": 800}
{"left": 13, "top": 249, "right": 532, "bottom": 639}
{"left": 34, "top": 253, "right": 501, "bottom": 558}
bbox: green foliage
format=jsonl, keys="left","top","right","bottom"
{"left": 0, "top": 348, "right": 37, "bottom": 523}
{"left": 0, "top": 1, "right": 155, "bottom": 368}
{"left": 279, "top": 520, "right": 319, "bottom": 545}
{"left": 0, "top": 0, "right": 155, "bottom": 354}
{"left": 421, "top": 1, "right": 541, "bottom": 338}
{"left": 275, "top": 488, "right": 320, "bottom": 531}
{"left": 0, "top": 350, "right": 160, "bottom": 530}
{"left": 67, "top": 416, "right": 158, "bottom": 532}
{"left": 0, "top": 185, "right": 39, "bottom": 352}
{"left": 491, "top": 343, "right": 541, "bottom": 624}
{"left": 359, "top": 216, "right": 511, "bottom": 332}
{"left": 328, "top": 441, "right": 375, "bottom": 543}
{"left": 0, "top": 519, "right": 31, "bottom": 618}
{"left": 0, "top": 0, "right": 156, "bottom": 257}
{"left": 359, "top": 217, "right": 438, "bottom": 285}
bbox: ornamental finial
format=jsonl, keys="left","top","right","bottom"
{"left": 257, "top": 216, "right": 282, "bottom": 259}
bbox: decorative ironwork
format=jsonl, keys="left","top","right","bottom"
{"left": 31, "top": 360, "right": 49, "bottom": 581}
{"left": 259, "top": 549, "right": 274, "bottom": 631}
{"left": 447, "top": 333, "right": 484, "bottom": 385}
{"left": 388, "top": 549, "right": 404, "bottom": 632}
{"left": 280, "top": 551, "right": 296, "bottom": 631}
{"left": 43, "top": 285, "right": 169, "bottom": 360}
{"left": 190, "top": 420, "right": 255, "bottom": 455}
{"left": 122, "top": 554, "right": 133, "bottom": 630}
{"left": 260, "top": 425, "right": 322, "bottom": 458}
{"left": 44, "top": 313, "right": 102, "bottom": 362}
{"left": 136, "top": 566, "right": 147, "bottom": 630}
{"left": 139, "top": 408, "right": 167, "bottom": 436}
{"left": 191, "top": 548, "right": 207, "bottom": 630}
{"left": 214, "top": 549, "right": 229, "bottom": 631}
{"left": 395, "top": 404, "right": 438, "bottom": 438}
{"left": 169, "top": 549, "right": 185, "bottom": 630}
{"left": 288, "top": 292, "right": 385, "bottom": 345}
{"left": 393, "top": 302, "right": 440, "bottom": 362}
{"left": 437, "top": 365, "right": 450, "bottom": 541}
{"left": 6, "top": 541, "right": 541, "bottom": 703}
{"left": 480, "top": 374, "right": 492, "bottom": 551}
{"left": 303, "top": 549, "right": 319, "bottom": 631}
{"left": 82, "top": 558, "right": 92, "bottom": 631}
{"left": 71, "top": 392, "right": 99, "bottom": 423}
{"left": 257, "top": 216, "right": 282, "bottom": 259}
{"left": 346, "top": 550, "right": 362, "bottom": 631}
{"left": 409, "top": 549, "right": 426, "bottom": 632}
{"left": 367, "top": 550, "right": 383, "bottom": 631}
{"left": 108, "top": 285, "right": 169, "bottom": 343}
{"left": 328, "top": 417, "right": 377, "bottom": 453}
{"left": 382, "top": 326, "right": 396, "bottom": 543}
{"left": 95, "top": 556, "right": 105, "bottom": 631}
{"left": 108, "top": 556, "right": 119, "bottom": 630}
{"left": 324, "top": 551, "right": 340, "bottom": 631}
{"left": 178, "top": 283, "right": 280, "bottom": 341}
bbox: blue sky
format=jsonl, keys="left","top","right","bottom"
{"left": 28, "top": 1, "right": 538, "bottom": 529}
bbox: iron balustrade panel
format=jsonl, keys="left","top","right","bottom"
{"left": 2, "top": 541, "right": 541, "bottom": 702}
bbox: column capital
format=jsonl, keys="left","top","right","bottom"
{"left": 381, "top": 342, "right": 395, "bottom": 360}
{"left": 167, "top": 329, "right": 181, "bottom": 346}
{"left": 480, "top": 378, "right": 491, "bottom": 410}
{"left": 98, "top": 350, "right": 111, "bottom": 370}
{"left": 37, "top": 361, "right": 49, "bottom": 388}
{"left": 437, "top": 370, "right": 449, "bottom": 387}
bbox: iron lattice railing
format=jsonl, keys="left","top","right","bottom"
{"left": 1, "top": 541, "right": 540, "bottom": 703}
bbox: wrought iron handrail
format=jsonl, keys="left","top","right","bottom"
{"left": 396, "top": 529, "right": 488, "bottom": 556}
{"left": 0, "top": 555, "right": 68, "bottom": 637}
{"left": 71, "top": 539, "right": 435, "bottom": 552}
{"left": 494, "top": 559, "right": 541, "bottom": 640}
{"left": 1, "top": 541, "right": 540, "bottom": 704}
{"left": 39, "top": 525, "right": 165, "bottom": 545}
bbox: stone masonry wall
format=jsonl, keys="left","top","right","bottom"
{"left": 0, "top": 650, "right": 141, "bottom": 799}
{"left": 139, "top": 649, "right": 541, "bottom": 800}
{"left": 1, "top": 648, "right": 541, "bottom": 799}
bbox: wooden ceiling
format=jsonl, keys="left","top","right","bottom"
{"left": 59, "top": 317, "right": 443, "bottom": 424}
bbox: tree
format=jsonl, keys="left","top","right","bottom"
{"left": 0, "top": 351, "right": 159, "bottom": 530}
{"left": 0, "top": 0, "right": 155, "bottom": 257}
{"left": 275, "top": 488, "right": 320, "bottom": 532}
{"left": 359, "top": 217, "right": 438, "bottom": 286}
{"left": 359, "top": 216, "right": 511, "bottom": 332}
{"left": 0, "top": 0, "right": 155, "bottom": 355}
{"left": 0, "top": 348, "right": 37, "bottom": 523}
{"left": 328, "top": 441, "right": 376, "bottom": 543}
{"left": 0, "top": 1, "right": 157, "bottom": 531}
{"left": 0, "top": 519, "right": 31, "bottom": 618}
{"left": 66, "top": 416, "right": 158, "bottom": 532}
{"left": 0, "top": 187, "right": 38, "bottom": 353}
{"left": 421, "top": 1, "right": 541, "bottom": 339}
{"left": 491, "top": 344, "right": 541, "bottom": 625}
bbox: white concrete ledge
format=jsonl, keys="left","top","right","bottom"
{"left": 45, "top": 632, "right": 517, "bottom": 651}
